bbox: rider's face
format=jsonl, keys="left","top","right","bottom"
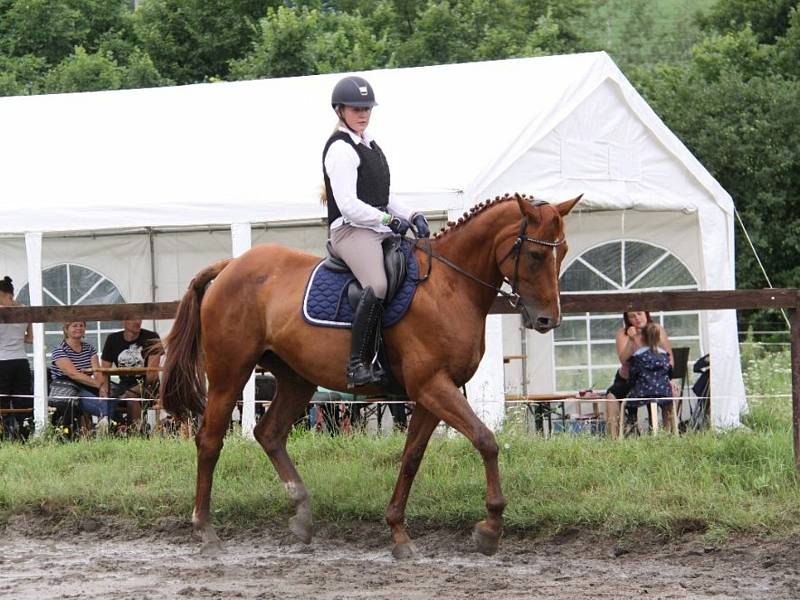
{"left": 340, "top": 105, "right": 372, "bottom": 136}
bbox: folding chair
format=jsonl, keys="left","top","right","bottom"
{"left": 670, "top": 346, "right": 690, "bottom": 424}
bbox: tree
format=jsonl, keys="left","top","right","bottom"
{"left": 229, "top": 5, "right": 383, "bottom": 79}
{"left": 698, "top": 0, "right": 798, "bottom": 43}
{"left": 689, "top": 26, "right": 776, "bottom": 81}
{"left": 774, "top": 6, "right": 800, "bottom": 77}
{"left": 42, "top": 46, "right": 170, "bottom": 93}
{"left": 631, "top": 34, "right": 800, "bottom": 292}
{"left": 0, "top": 0, "right": 88, "bottom": 65}
{"left": 43, "top": 47, "right": 125, "bottom": 93}
{"left": 0, "top": 54, "right": 48, "bottom": 96}
{"left": 389, "top": 1, "right": 475, "bottom": 66}
{"left": 132, "top": 0, "right": 278, "bottom": 84}
{"left": 0, "top": 0, "right": 133, "bottom": 65}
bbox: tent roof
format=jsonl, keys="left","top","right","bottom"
{"left": 0, "top": 51, "right": 730, "bottom": 234}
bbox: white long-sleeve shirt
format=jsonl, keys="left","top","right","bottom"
{"left": 324, "top": 126, "right": 414, "bottom": 231}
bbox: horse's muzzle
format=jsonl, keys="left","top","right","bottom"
{"left": 519, "top": 302, "right": 561, "bottom": 333}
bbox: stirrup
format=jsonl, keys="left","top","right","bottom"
{"left": 346, "top": 361, "right": 385, "bottom": 389}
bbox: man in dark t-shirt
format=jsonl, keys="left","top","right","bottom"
{"left": 99, "top": 319, "right": 161, "bottom": 430}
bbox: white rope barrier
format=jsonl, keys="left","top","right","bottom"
{"left": 0, "top": 392, "right": 791, "bottom": 408}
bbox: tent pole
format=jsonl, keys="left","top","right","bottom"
{"left": 24, "top": 232, "right": 47, "bottom": 435}
{"left": 148, "top": 227, "right": 157, "bottom": 331}
{"left": 231, "top": 223, "right": 256, "bottom": 438}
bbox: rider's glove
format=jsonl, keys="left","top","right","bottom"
{"left": 387, "top": 216, "right": 411, "bottom": 236}
{"left": 411, "top": 214, "right": 430, "bottom": 238}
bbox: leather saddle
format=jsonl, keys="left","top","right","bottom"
{"left": 322, "top": 236, "right": 408, "bottom": 308}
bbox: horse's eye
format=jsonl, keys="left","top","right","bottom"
{"left": 527, "top": 250, "right": 545, "bottom": 262}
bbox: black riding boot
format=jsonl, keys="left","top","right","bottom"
{"left": 346, "top": 286, "right": 386, "bottom": 389}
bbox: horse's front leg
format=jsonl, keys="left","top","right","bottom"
{"left": 385, "top": 404, "right": 440, "bottom": 559}
{"left": 417, "top": 374, "right": 506, "bottom": 556}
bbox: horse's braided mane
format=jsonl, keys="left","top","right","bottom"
{"left": 432, "top": 192, "right": 535, "bottom": 240}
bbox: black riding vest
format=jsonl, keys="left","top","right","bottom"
{"left": 322, "top": 131, "right": 391, "bottom": 226}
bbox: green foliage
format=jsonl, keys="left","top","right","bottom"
{"left": 691, "top": 26, "right": 776, "bottom": 80}
{"left": 0, "top": 0, "right": 169, "bottom": 96}
{"left": 1, "top": 0, "right": 88, "bottom": 64}
{"left": 386, "top": 0, "right": 590, "bottom": 66}
{"left": 0, "top": 53, "right": 48, "bottom": 95}
{"left": 578, "top": 0, "right": 714, "bottom": 67}
{"left": 0, "top": 0, "right": 133, "bottom": 65}
{"left": 775, "top": 6, "right": 800, "bottom": 77}
{"left": 132, "top": 0, "right": 277, "bottom": 84}
{"left": 741, "top": 345, "right": 792, "bottom": 432}
{"left": 229, "top": 5, "right": 384, "bottom": 79}
{"left": 42, "top": 46, "right": 170, "bottom": 93}
{"left": 631, "top": 20, "right": 800, "bottom": 292}
{"left": 44, "top": 47, "right": 124, "bottom": 93}
{"left": 698, "top": 0, "right": 798, "bottom": 43}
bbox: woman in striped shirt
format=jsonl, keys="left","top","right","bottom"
{"left": 50, "top": 321, "right": 116, "bottom": 426}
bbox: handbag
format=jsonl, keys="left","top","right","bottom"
{"left": 49, "top": 378, "right": 81, "bottom": 409}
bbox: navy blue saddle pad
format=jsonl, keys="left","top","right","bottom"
{"left": 302, "top": 239, "right": 419, "bottom": 329}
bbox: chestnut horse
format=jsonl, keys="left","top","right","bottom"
{"left": 160, "top": 193, "right": 580, "bottom": 558}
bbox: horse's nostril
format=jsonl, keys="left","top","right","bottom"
{"left": 536, "top": 316, "right": 552, "bottom": 328}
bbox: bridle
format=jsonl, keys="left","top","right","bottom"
{"left": 414, "top": 216, "right": 565, "bottom": 308}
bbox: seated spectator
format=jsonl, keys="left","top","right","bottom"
{"left": 624, "top": 322, "right": 677, "bottom": 433}
{"left": 386, "top": 395, "right": 411, "bottom": 431}
{"left": 99, "top": 318, "right": 161, "bottom": 432}
{"left": 310, "top": 386, "right": 347, "bottom": 435}
{"left": 0, "top": 276, "right": 33, "bottom": 440}
{"left": 605, "top": 311, "right": 673, "bottom": 437}
{"left": 50, "top": 320, "right": 115, "bottom": 434}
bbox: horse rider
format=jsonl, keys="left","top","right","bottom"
{"left": 322, "top": 75, "right": 430, "bottom": 389}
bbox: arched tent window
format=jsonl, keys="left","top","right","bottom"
{"left": 16, "top": 263, "right": 126, "bottom": 355}
{"left": 555, "top": 240, "right": 701, "bottom": 391}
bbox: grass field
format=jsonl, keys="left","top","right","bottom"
{"left": 0, "top": 347, "right": 795, "bottom": 541}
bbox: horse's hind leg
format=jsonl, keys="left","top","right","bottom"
{"left": 385, "top": 404, "right": 440, "bottom": 559}
{"left": 253, "top": 359, "right": 316, "bottom": 543}
{"left": 192, "top": 368, "right": 250, "bottom": 551}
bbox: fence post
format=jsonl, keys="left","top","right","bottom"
{"left": 792, "top": 309, "right": 800, "bottom": 471}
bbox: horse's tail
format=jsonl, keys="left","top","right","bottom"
{"left": 160, "top": 258, "right": 232, "bottom": 419}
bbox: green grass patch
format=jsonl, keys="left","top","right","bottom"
{"left": 2, "top": 349, "right": 796, "bottom": 540}
{"left": 2, "top": 425, "right": 798, "bottom": 539}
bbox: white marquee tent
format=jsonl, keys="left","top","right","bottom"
{"left": 0, "top": 51, "right": 745, "bottom": 433}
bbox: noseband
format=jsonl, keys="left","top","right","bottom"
{"left": 415, "top": 215, "right": 565, "bottom": 308}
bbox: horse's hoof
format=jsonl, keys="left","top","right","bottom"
{"left": 199, "top": 540, "right": 223, "bottom": 556}
{"left": 472, "top": 522, "right": 500, "bottom": 556}
{"left": 288, "top": 514, "right": 313, "bottom": 544}
{"left": 392, "top": 542, "right": 419, "bottom": 560}
{"left": 193, "top": 524, "right": 221, "bottom": 545}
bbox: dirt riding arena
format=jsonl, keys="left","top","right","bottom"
{"left": 2, "top": 516, "right": 800, "bottom": 599}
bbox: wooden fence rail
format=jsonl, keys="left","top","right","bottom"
{"left": 1, "top": 290, "right": 797, "bottom": 323}
{"left": 2, "top": 289, "right": 799, "bottom": 469}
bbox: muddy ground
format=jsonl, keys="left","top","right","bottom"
{"left": 2, "top": 515, "right": 799, "bottom": 599}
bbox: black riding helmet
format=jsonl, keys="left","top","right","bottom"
{"left": 331, "top": 76, "right": 377, "bottom": 109}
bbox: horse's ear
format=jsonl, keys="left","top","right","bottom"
{"left": 516, "top": 194, "right": 541, "bottom": 223}
{"left": 556, "top": 194, "right": 582, "bottom": 217}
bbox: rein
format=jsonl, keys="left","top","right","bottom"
{"left": 414, "top": 217, "right": 565, "bottom": 307}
